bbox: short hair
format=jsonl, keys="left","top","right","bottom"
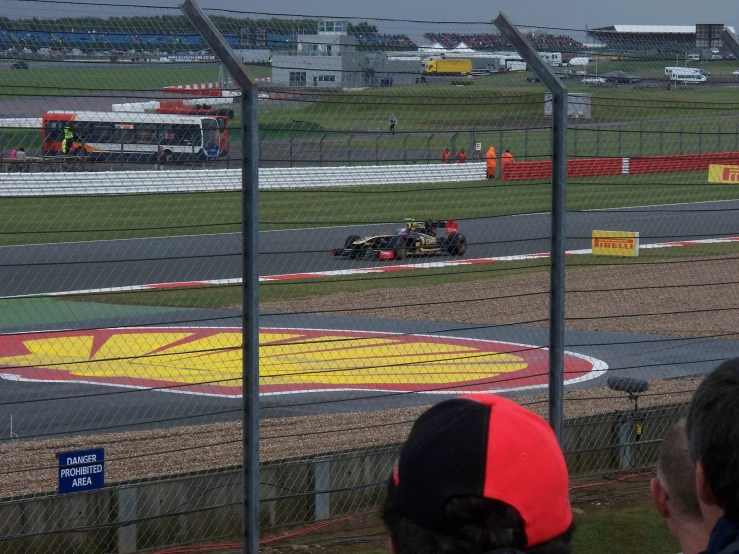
{"left": 382, "top": 493, "right": 573, "bottom": 554}
{"left": 657, "top": 420, "right": 701, "bottom": 519}
{"left": 686, "top": 358, "right": 739, "bottom": 518}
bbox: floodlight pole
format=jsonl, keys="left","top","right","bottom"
{"left": 179, "top": 2, "right": 260, "bottom": 554}
{"left": 493, "top": 13, "right": 568, "bottom": 443}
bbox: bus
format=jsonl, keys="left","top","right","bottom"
{"left": 42, "top": 111, "right": 229, "bottom": 163}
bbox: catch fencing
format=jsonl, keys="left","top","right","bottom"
{"left": 1, "top": 1, "right": 739, "bottom": 553}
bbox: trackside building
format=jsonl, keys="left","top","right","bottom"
{"left": 271, "top": 21, "right": 422, "bottom": 89}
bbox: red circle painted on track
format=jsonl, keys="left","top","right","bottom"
{"left": 0, "top": 327, "right": 606, "bottom": 396}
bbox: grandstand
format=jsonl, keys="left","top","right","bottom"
{"left": 587, "top": 25, "right": 736, "bottom": 54}
{"left": 423, "top": 32, "right": 583, "bottom": 51}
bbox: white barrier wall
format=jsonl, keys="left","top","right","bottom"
{"left": 0, "top": 163, "right": 488, "bottom": 196}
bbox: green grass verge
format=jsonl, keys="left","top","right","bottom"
{"left": 69, "top": 241, "right": 739, "bottom": 307}
{"left": 0, "top": 64, "right": 271, "bottom": 93}
{"left": 572, "top": 505, "right": 679, "bottom": 554}
{"left": 2, "top": 171, "right": 738, "bottom": 246}
{"left": 0, "top": 298, "right": 180, "bottom": 328}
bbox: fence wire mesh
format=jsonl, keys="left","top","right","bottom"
{"left": 1, "top": 2, "right": 738, "bottom": 552}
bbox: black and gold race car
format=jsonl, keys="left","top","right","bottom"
{"left": 331, "top": 219, "right": 467, "bottom": 260}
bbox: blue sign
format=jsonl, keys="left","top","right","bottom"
{"left": 58, "top": 448, "right": 104, "bottom": 494}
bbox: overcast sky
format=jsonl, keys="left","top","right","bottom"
{"left": 6, "top": 0, "right": 738, "bottom": 34}
{"left": 196, "top": 0, "right": 736, "bottom": 31}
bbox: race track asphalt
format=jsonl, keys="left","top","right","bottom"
{"left": 0, "top": 199, "right": 738, "bottom": 441}
{"left": 1, "top": 311, "right": 737, "bottom": 441}
{"left": 1, "top": 200, "right": 738, "bottom": 297}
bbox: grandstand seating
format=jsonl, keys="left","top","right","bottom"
{"left": 0, "top": 27, "right": 416, "bottom": 51}
{"left": 423, "top": 32, "right": 583, "bottom": 50}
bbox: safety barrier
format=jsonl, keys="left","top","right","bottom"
{"left": 502, "top": 151, "right": 739, "bottom": 180}
{"left": 0, "top": 162, "right": 489, "bottom": 196}
{"left": 3, "top": 150, "right": 738, "bottom": 196}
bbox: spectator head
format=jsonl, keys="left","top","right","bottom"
{"left": 506, "top": 149, "right": 511, "bottom": 154}
{"left": 687, "top": 358, "right": 739, "bottom": 521}
{"left": 19, "top": 147, "right": 24, "bottom": 152}
{"left": 650, "top": 420, "right": 710, "bottom": 554}
{"left": 382, "top": 395, "right": 573, "bottom": 554}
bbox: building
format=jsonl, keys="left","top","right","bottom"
{"left": 271, "top": 21, "right": 423, "bottom": 89}
{"left": 588, "top": 24, "right": 736, "bottom": 57}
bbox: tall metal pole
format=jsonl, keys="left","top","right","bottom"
{"left": 494, "top": 12, "right": 568, "bottom": 443}
{"left": 179, "top": 2, "right": 260, "bottom": 553}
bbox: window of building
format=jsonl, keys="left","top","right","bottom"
{"left": 317, "top": 75, "right": 336, "bottom": 83}
{"left": 289, "top": 71, "right": 307, "bottom": 87}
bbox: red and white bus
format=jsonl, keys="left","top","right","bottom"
{"left": 42, "top": 111, "right": 229, "bottom": 163}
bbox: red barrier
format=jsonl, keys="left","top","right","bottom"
{"left": 503, "top": 157, "right": 623, "bottom": 180}
{"left": 628, "top": 151, "right": 739, "bottom": 174}
{"left": 502, "top": 151, "right": 739, "bottom": 181}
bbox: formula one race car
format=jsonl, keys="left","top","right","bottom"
{"left": 331, "top": 219, "right": 467, "bottom": 260}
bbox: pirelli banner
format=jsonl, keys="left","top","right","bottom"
{"left": 592, "top": 230, "right": 640, "bottom": 257}
{"left": 708, "top": 165, "right": 739, "bottom": 184}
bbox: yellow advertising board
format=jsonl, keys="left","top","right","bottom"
{"left": 592, "top": 230, "right": 639, "bottom": 257}
{"left": 708, "top": 164, "right": 739, "bottom": 184}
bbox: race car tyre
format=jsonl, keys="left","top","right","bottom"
{"left": 446, "top": 234, "right": 467, "bottom": 255}
{"left": 394, "top": 247, "right": 407, "bottom": 260}
{"left": 344, "top": 235, "right": 361, "bottom": 248}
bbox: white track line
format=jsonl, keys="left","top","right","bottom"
{"left": 4, "top": 236, "right": 738, "bottom": 300}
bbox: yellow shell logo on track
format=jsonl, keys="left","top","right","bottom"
{"left": 0, "top": 327, "right": 597, "bottom": 396}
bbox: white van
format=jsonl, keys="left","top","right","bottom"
{"left": 665, "top": 66, "right": 701, "bottom": 78}
{"left": 686, "top": 53, "right": 700, "bottom": 61}
{"left": 669, "top": 69, "right": 706, "bottom": 83}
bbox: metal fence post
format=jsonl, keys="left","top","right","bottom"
{"left": 320, "top": 134, "right": 325, "bottom": 166}
{"left": 573, "top": 127, "right": 577, "bottom": 158}
{"left": 524, "top": 128, "right": 529, "bottom": 161}
{"left": 375, "top": 134, "right": 380, "bottom": 164}
{"left": 659, "top": 122, "right": 664, "bottom": 155}
{"left": 427, "top": 134, "right": 433, "bottom": 162}
{"left": 289, "top": 137, "right": 293, "bottom": 168}
{"left": 347, "top": 134, "right": 352, "bottom": 164}
{"left": 639, "top": 123, "right": 643, "bottom": 157}
{"left": 596, "top": 128, "right": 600, "bottom": 158}
{"left": 717, "top": 123, "right": 721, "bottom": 152}
{"left": 494, "top": 12, "right": 567, "bottom": 443}
{"left": 679, "top": 125, "right": 683, "bottom": 155}
{"left": 403, "top": 135, "right": 408, "bottom": 164}
{"left": 451, "top": 133, "right": 458, "bottom": 159}
{"left": 179, "top": 3, "right": 260, "bottom": 554}
{"left": 618, "top": 128, "right": 622, "bottom": 157}
{"left": 699, "top": 124, "right": 703, "bottom": 154}
{"left": 470, "top": 125, "right": 475, "bottom": 161}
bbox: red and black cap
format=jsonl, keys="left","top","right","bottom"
{"left": 387, "top": 394, "right": 572, "bottom": 548}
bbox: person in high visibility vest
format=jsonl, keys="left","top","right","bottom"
{"left": 62, "top": 124, "right": 74, "bottom": 155}
{"left": 485, "top": 146, "right": 497, "bottom": 179}
{"left": 456, "top": 148, "right": 468, "bottom": 164}
{"left": 501, "top": 149, "right": 514, "bottom": 178}
{"left": 441, "top": 148, "right": 451, "bottom": 164}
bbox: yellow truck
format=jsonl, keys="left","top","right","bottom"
{"left": 424, "top": 59, "right": 472, "bottom": 75}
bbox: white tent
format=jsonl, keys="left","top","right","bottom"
{"left": 452, "top": 42, "right": 476, "bottom": 53}
{"left": 419, "top": 41, "right": 447, "bottom": 53}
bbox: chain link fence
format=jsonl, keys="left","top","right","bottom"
{"left": 1, "top": 1, "right": 738, "bottom": 552}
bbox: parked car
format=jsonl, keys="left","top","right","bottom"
{"left": 733, "top": 70, "right": 739, "bottom": 77}
{"left": 581, "top": 76, "right": 606, "bottom": 85}
{"left": 526, "top": 75, "right": 541, "bottom": 83}
{"left": 10, "top": 61, "right": 29, "bottom": 70}
{"left": 699, "top": 69, "right": 711, "bottom": 77}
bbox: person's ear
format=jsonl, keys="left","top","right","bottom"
{"left": 696, "top": 462, "right": 718, "bottom": 506}
{"left": 650, "top": 477, "right": 670, "bottom": 518}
